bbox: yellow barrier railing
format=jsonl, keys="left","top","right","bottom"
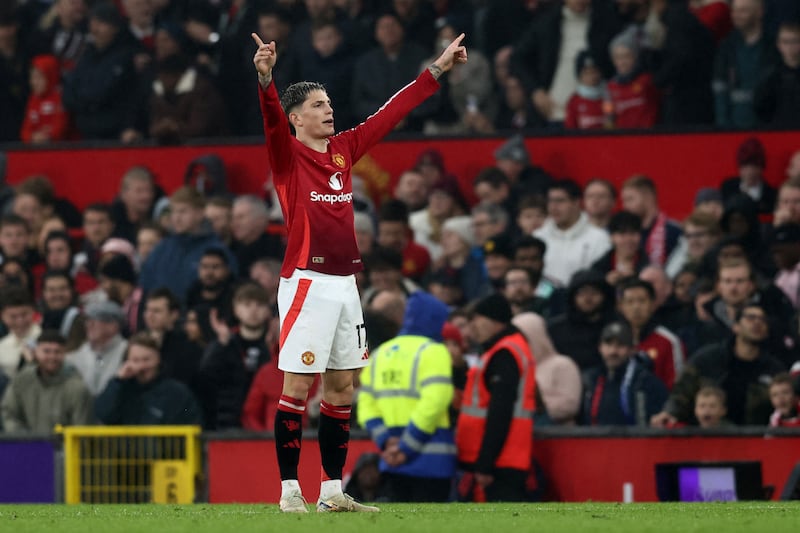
{"left": 57, "top": 425, "right": 202, "bottom": 504}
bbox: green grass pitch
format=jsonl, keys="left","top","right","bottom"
{"left": 2, "top": 503, "right": 799, "bottom": 533}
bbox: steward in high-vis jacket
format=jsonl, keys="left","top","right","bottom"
{"left": 456, "top": 293, "right": 536, "bottom": 502}
{"left": 358, "top": 291, "right": 455, "bottom": 502}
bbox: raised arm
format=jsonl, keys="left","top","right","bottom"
{"left": 427, "top": 33, "right": 468, "bottom": 79}
{"left": 252, "top": 33, "right": 277, "bottom": 88}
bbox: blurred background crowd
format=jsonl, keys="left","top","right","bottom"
{"left": 0, "top": 0, "right": 799, "bottom": 460}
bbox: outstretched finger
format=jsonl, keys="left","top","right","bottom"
{"left": 450, "top": 33, "right": 465, "bottom": 48}
{"left": 251, "top": 32, "right": 265, "bottom": 47}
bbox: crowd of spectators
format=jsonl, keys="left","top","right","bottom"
{"left": 1, "top": 0, "right": 800, "bottom": 145}
{"left": 0, "top": 131, "right": 799, "bottom": 435}
{"left": 1, "top": 0, "right": 800, "bottom": 482}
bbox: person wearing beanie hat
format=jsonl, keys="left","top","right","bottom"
{"left": 565, "top": 51, "right": 606, "bottom": 130}
{"left": 98, "top": 255, "right": 143, "bottom": 335}
{"left": 606, "top": 27, "right": 660, "bottom": 129}
{"left": 440, "top": 216, "right": 491, "bottom": 303}
{"left": 720, "top": 137, "right": 777, "bottom": 216}
{"left": 357, "top": 292, "right": 456, "bottom": 502}
{"left": 455, "top": 291, "right": 535, "bottom": 502}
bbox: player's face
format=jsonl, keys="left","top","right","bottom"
{"left": 293, "top": 90, "right": 334, "bottom": 138}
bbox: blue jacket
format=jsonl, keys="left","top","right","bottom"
{"left": 139, "top": 223, "right": 237, "bottom": 302}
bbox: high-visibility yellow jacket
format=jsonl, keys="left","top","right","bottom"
{"left": 358, "top": 334, "right": 456, "bottom": 479}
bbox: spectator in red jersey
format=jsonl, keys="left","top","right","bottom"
{"left": 768, "top": 373, "right": 800, "bottom": 427}
{"left": 20, "top": 55, "right": 70, "bottom": 144}
{"left": 606, "top": 29, "right": 660, "bottom": 129}
{"left": 565, "top": 51, "right": 607, "bottom": 130}
{"left": 690, "top": 0, "right": 733, "bottom": 43}
{"left": 617, "top": 278, "right": 686, "bottom": 390}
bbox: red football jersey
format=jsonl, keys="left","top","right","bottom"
{"left": 607, "top": 73, "right": 660, "bottom": 129}
{"left": 259, "top": 71, "right": 440, "bottom": 278}
{"left": 564, "top": 94, "right": 605, "bottom": 130}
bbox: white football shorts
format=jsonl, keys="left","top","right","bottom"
{"left": 277, "top": 269, "right": 369, "bottom": 374}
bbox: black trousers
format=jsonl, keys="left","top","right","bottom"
{"left": 382, "top": 473, "right": 452, "bottom": 503}
{"left": 483, "top": 468, "right": 528, "bottom": 502}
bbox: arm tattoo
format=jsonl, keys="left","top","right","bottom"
{"left": 427, "top": 64, "right": 443, "bottom": 80}
{"left": 258, "top": 72, "right": 273, "bottom": 88}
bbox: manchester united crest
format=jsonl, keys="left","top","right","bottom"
{"left": 301, "top": 351, "right": 315, "bottom": 365}
{"left": 332, "top": 153, "right": 346, "bottom": 168}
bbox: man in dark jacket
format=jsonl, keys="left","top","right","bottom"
{"left": 95, "top": 331, "right": 203, "bottom": 425}
{"left": 62, "top": 2, "right": 142, "bottom": 140}
{"left": 143, "top": 288, "right": 202, "bottom": 388}
{"left": 582, "top": 321, "right": 668, "bottom": 426}
{"left": 652, "top": 0, "right": 715, "bottom": 124}
{"left": 456, "top": 293, "right": 535, "bottom": 502}
{"left": 185, "top": 247, "right": 236, "bottom": 342}
{"left": 548, "top": 269, "right": 616, "bottom": 371}
{"left": 0, "top": 6, "right": 29, "bottom": 142}
{"left": 198, "top": 283, "right": 270, "bottom": 430}
{"left": 754, "top": 22, "right": 800, "bottom": 128}
{"left": 699, "top": 258, "right": 795, "bottom": 367}
{"left": 712, "top": 0, "right": 779, "bottom": 128}
{"left": 652, "top": 303, "right": 786, "bottom": 427}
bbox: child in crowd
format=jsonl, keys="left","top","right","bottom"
{"left": 768, "top": 373, "right": 800, "bottom": 427}
{"left": 693, "top": 386, "right": 730, "bottom": 428}
{"left": 20, "top": 55, "right": 70, "bottom": 143}
{"left": 605, "top": 30, "right": 660, "bottom": 129}
{"left": 565, "top": 51, "right": 607, "bottom": 130}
